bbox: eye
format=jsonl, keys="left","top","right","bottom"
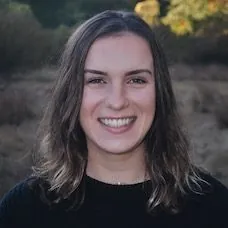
{"left": 128, "top": 78, "right": 147, "bottom": 84}
{"left": 87, "top": 78, "right": 106, "bottom": 84}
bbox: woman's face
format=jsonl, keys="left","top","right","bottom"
{"left": 80, "top": 32, "right": 156, "bottom": 156}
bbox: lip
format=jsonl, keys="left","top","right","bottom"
{"left": 98, "top": 116, "right": 136, "bottom": 120}
{"left": 98, "top": 117, "right": 136, "bottom": 135}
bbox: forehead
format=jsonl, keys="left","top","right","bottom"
{"left": 84, "top": 32, "right": 153, "bottom": 72}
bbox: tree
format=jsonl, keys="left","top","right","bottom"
{"left": 14, "top": 0, "right": 136, "bottom": 28}
{"left": 135, "top": 0, "right": 228, "bottom": 36}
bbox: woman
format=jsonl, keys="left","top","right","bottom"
{"left": 0, "top": 10, "right": 228, "bottom": 228}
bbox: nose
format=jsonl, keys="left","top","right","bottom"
{"left": 105, "top": 84, "right": 129, "bottom": 110}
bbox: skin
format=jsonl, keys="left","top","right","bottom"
{"left": 80, "top": 32, "right": 156, "bottom": 184}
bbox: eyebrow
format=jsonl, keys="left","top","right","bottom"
{"left": 84, "top": 69, "right": 108, "bottom": 76}
{"left": 84, "top": 69, "right": 152, "bottom": 76}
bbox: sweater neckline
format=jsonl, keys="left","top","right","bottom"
{"left": 83, "top": 175, "right": 152, "bottom": 210}
{"left": 85, "top": 174, "right": 151, "bottom": 189}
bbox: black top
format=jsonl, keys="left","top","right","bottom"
{"left": 0, "top": 173, "right": 228, "bottom": 228}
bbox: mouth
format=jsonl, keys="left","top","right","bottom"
{"left": 98, "top": 116, "right": 137, "bottom": 128}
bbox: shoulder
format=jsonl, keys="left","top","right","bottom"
{"left": 0, "top": 177, "right": 37, "bottom": 211}
{"left": 0, "top": 176, "right": 48, "bottom": 226}
{"left": 184, "top": 170, "right": 228, "bottom": 227}
{"left": 198, "top": 171, "right": 228, "bottom": 202}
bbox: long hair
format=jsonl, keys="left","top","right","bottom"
{"left": 33, "top": 10, "right": 206, "bottom": 213}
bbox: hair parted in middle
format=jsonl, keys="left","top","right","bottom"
{"left": 33, "top": 10, "right": 206, "bottom": 214}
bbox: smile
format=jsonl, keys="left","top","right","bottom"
{"left": 98, "top": 117, "right": 136, "bottom": 128}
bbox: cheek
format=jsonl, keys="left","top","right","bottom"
{"left": 131, "top": 87, "right": 156, "bottom": 111}
{"left": 80, "top": 89, "right": 104, "bottom": 118}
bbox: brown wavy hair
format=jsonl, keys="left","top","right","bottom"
{"left": 33, "top": 10, "right": 207, "bottom": 213}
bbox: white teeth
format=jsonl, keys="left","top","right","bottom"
{"left": 104, "top": 119, "right": 109, "bottom": 125}
{"left": 99, "top": 118, "right": 135, "bottom": 128}
{"left": 117, "top": 119, "right": 122, "bottom": 127}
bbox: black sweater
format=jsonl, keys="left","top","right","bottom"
{"left": 0, "top": 173, "right": 228, "bottom": 228}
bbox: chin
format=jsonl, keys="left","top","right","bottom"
{"left": 96, "top": 139, "right": 144, "bottom": 155}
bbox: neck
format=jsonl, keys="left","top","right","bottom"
{"left": 86, "top": 149, "right": 148, "bottom": 185}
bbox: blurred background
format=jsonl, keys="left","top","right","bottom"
{"left": 0, "top": 0, "right": 228, "bottom": 198}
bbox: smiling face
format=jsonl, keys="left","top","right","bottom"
{"left": 79, "top": 32, "right": 156, "bottom": 157}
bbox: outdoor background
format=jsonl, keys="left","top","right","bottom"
{"left": 0, "top": 0, "right": 228, "bottom": 198}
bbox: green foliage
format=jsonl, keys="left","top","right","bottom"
{"left": 70, "top": 0, "right": 135, "bottom": 17}
{"left": 0, "top": 0, "right": 9, "bottom": 7}
{"left": 0, "top": 7, "right": 70, "bottom": 76}
{"left": 8, "top": 1, "right": 31, "bottom": 14}
{"left": 14, "top": 0, "right": 136, "bottom": 28}
{"left": 154, "top": 25, "right": 228, "bottom": 65}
